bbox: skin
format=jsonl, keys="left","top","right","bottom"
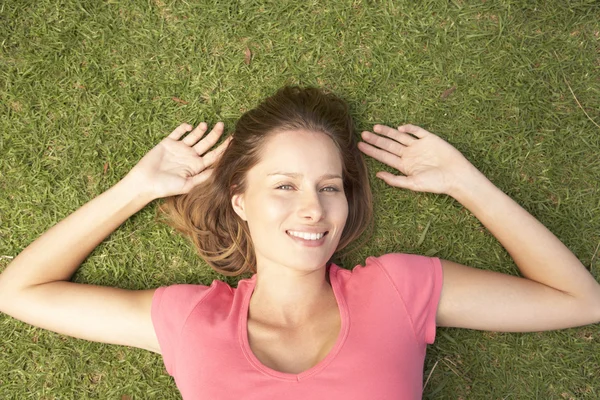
{"left": 360, "top": 124, "right": 600, "bottom": 331}
{"left": 0, "top": 120, "right": 599, "bottom": 364}
{"left": 231, "top": 130, "right": 348, "bottom": 328}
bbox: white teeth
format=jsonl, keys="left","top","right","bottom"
{"left": 287, "top": 230, "right": 325, "bottom": 240}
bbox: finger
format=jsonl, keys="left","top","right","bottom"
{"left": 396, "top": 124, "right": 430, "bottom": 139}
{"left": 357, "top": 141, "right": 404, "bottom": 171}
{"left": 182, "top": 122, "right": 208, "bottom": 146}
{"left": 201, "top": 136, "right": 232, "bottom": 168}
{"left": 376, "top": 171, "right": 415, "bottom": 191}
{"left": 181, "top": 168, "right": 214, "bottom": 193}
{"left": 193, "top": 122, "right": 225, "bottom": 155}
{"left": 361, "top": 131, "right": 405, "bottom": 157}
{"left": 373, "top": 124, "right": 417, "bottom": 145}
{"left": 167, "top": 123, "right": 193, "bottom": 140}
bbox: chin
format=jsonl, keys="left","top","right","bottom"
{"left": 291, "top": 255, "right": 333, "bottom": 271}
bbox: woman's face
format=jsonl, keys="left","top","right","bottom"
{"left": 231, "top": 129, "right": 349, "bottom": 273}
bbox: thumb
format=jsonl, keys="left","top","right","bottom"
{"left": 376, "top": 171, "right": 416, "bottom": 191}
{"left": 181, "top": 168, "right": 214, "bottom": 194}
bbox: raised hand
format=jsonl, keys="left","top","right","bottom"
{"left": 358, "top": 124, "right": 477, "bottom": 195}
{"left": 126, "top": 122, "right": 232, "bottom": 199}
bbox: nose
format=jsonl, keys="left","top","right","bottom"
{"left": 298, "top": 190, "right": 324, "bottom": 221}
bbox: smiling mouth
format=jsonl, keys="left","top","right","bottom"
{"left": 286, "top": 230, "right": 329, "bottom": 241}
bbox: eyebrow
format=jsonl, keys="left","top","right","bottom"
{"left": 267, "top": 172, "right": 343, "bottom": 180}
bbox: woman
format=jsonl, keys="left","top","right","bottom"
{"left": 0, "top": 86, "right": 599, "bottom": 399}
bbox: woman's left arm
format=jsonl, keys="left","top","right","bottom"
{"left": 359, "top": 124, "right": 600, "bottom": 332}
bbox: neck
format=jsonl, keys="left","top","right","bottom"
{"left": 249, "top": 262, "right": 333, "bottom": 328}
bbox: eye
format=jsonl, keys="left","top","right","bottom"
{"left": 276, "top": 184, "right": 294, "bottom": 190}
{"left": 321, "top": 186, "right": 340, "bottom": 192}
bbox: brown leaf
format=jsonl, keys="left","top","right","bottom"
{"left": 90, "top": 373, "right": 103, "bottom": 384}
{"left": 440, "top": 86, "right": 456, "bottom": 100}
{"left": 172, "top": 97, "right": 188, "bottom": 105}
{"left": 103, "top": 162, "right": 109, "bottom": 175}
{"left": 121, "top": 396, "right": 132, "bottom": 400}
{"left": 244, "top": 47, "right": 252, "bottom": 65}
{"left": 10, "top": 101, "right": 23, "bottom": 112}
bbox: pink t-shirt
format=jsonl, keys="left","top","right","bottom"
{"left": 151, "top": 253, "right": 443, "bottom": 400}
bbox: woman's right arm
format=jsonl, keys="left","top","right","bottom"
{"left": 0, "top": 178, "right": 161, "bottom": 351}
{"left": 0, "top": 122, "right": 230, "bottom": 353}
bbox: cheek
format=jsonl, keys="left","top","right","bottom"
{"left": 333, "top": 198, "right": 349, "bottom": 227}
{"left": 247, "top": 194, "right": 290, "bottom": 230}
{"left": 321, "top": 195, "right": 349, "bottom": 227}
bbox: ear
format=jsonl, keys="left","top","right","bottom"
{"left": 231, "top": 192, "right": 247, "bottom": 221}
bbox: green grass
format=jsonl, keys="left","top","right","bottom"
{"left": 1, "top": 0, "right": 600, "bottom": 398}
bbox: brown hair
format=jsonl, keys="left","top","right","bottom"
{"left": 159, "top": 86, "right": 373, "bottom": 276}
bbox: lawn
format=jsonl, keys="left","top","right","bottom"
{"left": 1, "top": 0, "right": 599, "bottom": 398}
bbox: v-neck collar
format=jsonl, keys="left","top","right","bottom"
{"left": 238, "top": 263, "right": 350, "bottom": 381}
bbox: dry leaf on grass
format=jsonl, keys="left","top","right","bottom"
{"left": 172, "top": 97, "right": 188, "bottom": 105}
{"left": 440, "top": 86, "right": 456, "bottom": 100}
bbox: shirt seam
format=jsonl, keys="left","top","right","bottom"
{"left": 172, "top": 282, "right": 220, "bottom": 376}
{"left": 425, "top": 257, "right": 443, "bottom": 344}
{"left": 370, "top": 256, "right": 421, "bottom": 345}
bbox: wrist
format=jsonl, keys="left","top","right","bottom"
{"left": 117, "top": 172, "right": 157, "bottom": 206}
{"left": 446, "top": 164, "right": 492, "bottom": 202}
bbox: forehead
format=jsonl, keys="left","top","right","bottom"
{"left": 252, "top": 129, "right": 343, "bottom": 176}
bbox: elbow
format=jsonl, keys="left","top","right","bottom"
{"left": 0, "top": 277, "right": 13, "bottom": 313}
{"left": 0, "top": 279, "right": 32, "bottom": 318}
{"left": 592, "top": 295, "right": 600, "bottom": 324}
{"left": 0, "top": 268, "right": 25, "bottom": 313}
{"left": 580, "top": 286, "right": 600, "bottom": 326}
{"left": 587, "top": 302, "right": 600, "bottom": 326}
{"left": 568, "top": 277, "right": 600, "bottom": 325}
{"left": 0, "top": 282, "right": 12, "bottom": 313}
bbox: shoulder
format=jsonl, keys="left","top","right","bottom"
{"left": 346, "top": 252, "right": 441, "bottom": 277}
{"left": 154, "top": 282, "right": 217, "bottom": 302}
{"left": 354, "top": 253, "right": 443, "bottom": 296}
{"left": 366, "top": 252, "right": 439, "bottom": 269}
{"left": 338, "top": 253, "right": 442, "bottom": 292}
{"left": 152, "top": 281, "right": 231, "bottom": 319}
{"left": 362, "top": 253, "right": 443, "bottom": 344}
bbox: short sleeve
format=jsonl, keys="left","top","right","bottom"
{"left": 151, "top": 284, "right": 214, "bottom": 376}
{"left": 368, "top": 253, "right": 443, "bottom": 345}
